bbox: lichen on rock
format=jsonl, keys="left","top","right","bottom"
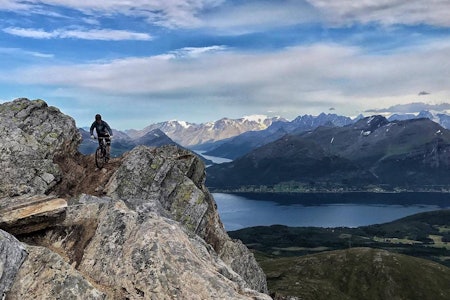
{"left": 0, "top": 98, "right": 80, "bottom": 197}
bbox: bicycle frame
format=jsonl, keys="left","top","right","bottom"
{"left": 95, "top": 136, "right": 109, "bottom": 169}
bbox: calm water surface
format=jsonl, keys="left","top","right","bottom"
{"left": 213, "top": 192, "right": 450, "bottom": 231}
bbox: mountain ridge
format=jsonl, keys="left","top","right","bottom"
{"left": 206, "top": 115, "right": 450, "bottom": 190}
{"left": 80, "top": 108, "right": 450, "bottom": 160}
{"left": 125, "top": 115, "right": 286, "bottom": 147}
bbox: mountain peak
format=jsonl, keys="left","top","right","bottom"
{"left": 242, "top": 114, "right": 268, "bottom": 123}
{"left": 353, "top": 115, "right": 389, "bottom": 131}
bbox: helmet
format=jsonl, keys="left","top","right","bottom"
{"left": 95, "top": 114, "right": 102, "bottom": 121}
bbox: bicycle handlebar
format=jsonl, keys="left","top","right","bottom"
{"left": 93, "top": 134, "right": 111, "bottom": 140}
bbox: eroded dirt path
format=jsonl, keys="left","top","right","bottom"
{"left": 51, "top": 152, "right": 123, "bottom": 198}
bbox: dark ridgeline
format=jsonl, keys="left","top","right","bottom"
{"left": 206, "top": 115, "right": 450, "bottom": 191}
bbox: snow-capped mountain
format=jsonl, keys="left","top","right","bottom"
{"left": 388, "top": 110, "right": 450, "bottom": 129}
{"left": 125, "top": 115, "right": 286, "bottom": 147}
{"left": 203, "top": 113, "right": 354, "bottom": 160}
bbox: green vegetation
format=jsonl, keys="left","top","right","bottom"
{"left": 229, "top": 210, "right": 450, "bottom": 299}
{"left": 259, "top": 248, "right": 450, "bottom": 300}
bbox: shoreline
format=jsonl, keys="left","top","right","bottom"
{"left": 211, "top": 190, "right": 450, "bottom": 207}
{"left": 208, "top": 188, "right": 450, "bottom": 194}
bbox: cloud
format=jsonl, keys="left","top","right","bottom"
{"left": 1, "top": 0, "right": 226, "bottom": 29}
{"left": 58, "top": 29, "right": 152, "bottom": 41}
{"left": 3, "top": 27, "right": 153, "bottom": 41}
{"left": 0, "top": 47, "right": 54, "bottom": 58}
{"left": 366, "top": 102, "right": 450, "bottom": 114}
{"left": 2, "top": 39, "right": 450, "bottom": 119}
{"left": 0, "top": 0, "right": 32, "bottom": 11}
{"left": 202, "top": 0, "right": 319, "bottom": 34}
{"left": 2, "top": 0, "right": 448, "bottom": 35}
{"left": 3, "top": 27, "right": 54, "bottom": 39}
{"left": 166, "top": 46, "right": 228, "bottom": 58}
{"left": 307, "top": 0, "right": 450, "bottom": 27}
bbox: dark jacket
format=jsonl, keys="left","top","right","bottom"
{"left": 90, "top": 120, "right": 112, "bottom": 137}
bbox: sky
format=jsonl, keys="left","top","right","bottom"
{"left": 0, "top": 0, "right": 450, "bottom": 130}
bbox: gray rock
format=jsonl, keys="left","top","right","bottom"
{"left": 0, "top": 99, "right": 80, "bottom": 197}
{"left": 0, "top": 230, "right": 27, "bottom": 297}
{"left": 33, "top": 200, "right": 271, "bottom": 299}
{"left": 0, "top": 195, "right": 67, "bottom": 235}
{"left": 105, "top": 145, "right": 268, "bottom": 293}
{"left": 79, "top": 200, "right": 270, "bottom": 299}
{"left": 7, "top": 245, "right": 106, "bottom": 299}
{"left": 0, "top": 99, "right": 270, "bottom": 299}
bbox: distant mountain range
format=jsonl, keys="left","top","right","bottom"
{"left": 79, "top": 109, "right": 450, "bottom": 168}
{"left": 202, "top": 113, "right": 354, "bottom": 159}
{"left": 78, "top": 115, "right": 282, "bottom": 157}
{"left": 125, "top": 115, "right": 285, "bottom": 147}
{"left": 206, "top": 116, "right": 450, "bottom": 190}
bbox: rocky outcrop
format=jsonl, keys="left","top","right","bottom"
{"left": 0, "top": 99, "right": 270, "bottom": 299}
{"left": 8, "top": 244, "right": 106, "bottom": 299}
{"left": 0, "top": 230, "right": 27, "bottom": 297}
{"left": 0, "top": 195, "right": 67, "bottom": 235}
{"left": 0, "top": 99, "right": 80, "bottom": 197}
{"left": 105, "top": 145, "right": 268, "bottom": 292}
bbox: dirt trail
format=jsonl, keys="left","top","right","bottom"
{"left": 51, "top": 152, "right": 123, "bottom": 199}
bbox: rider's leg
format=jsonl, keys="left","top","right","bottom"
{"left": 105, "top": 137, "right": 111, "bottom": 159}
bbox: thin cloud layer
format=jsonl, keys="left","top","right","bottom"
{"left": 2, "top": 0, "right": 450, "bottom": 31}
{"left": 4, "top": 40, "right": 450, "bottom": 118}
{"left": 367, "top": 102, "right": 450, "bottom": 114}
{"left": 3, "top": 27, "right": 152, "bottom": 40}
{"left": 307, "top": 0, "right": 450, "bottom": 27}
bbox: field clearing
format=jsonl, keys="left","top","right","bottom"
{"left": 428, "top": 235, "right": 450, "bottom": 249}
{"left": 373, "top": 236, "right": 422, "bottom": 245}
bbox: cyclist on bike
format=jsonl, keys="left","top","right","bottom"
{"left": 90, "top": 114, "right": 113, "bottom": 160}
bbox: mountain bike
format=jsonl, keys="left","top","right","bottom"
{"left": 95, "top": 136, "right": 109, "bottom": 169}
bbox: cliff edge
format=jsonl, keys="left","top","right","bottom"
{"left": 0, "top": 99, "right": 269, "bottom": 299}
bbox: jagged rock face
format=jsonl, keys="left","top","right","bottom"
{"left": 8, "top": 244, "right": 106, "bottom": 299}
{"left": 0, "top": 99, "right": 80, "bottom": 197}
{"left": 77, "top": 199, "right": 268, "bottom": 299}
{"left": 0, "top": 195, "right": 67, "bottom": 235}
{"left": 0, "top": 230, "right": 27, "bottom": 297}
{"left": 105, "top": 145, "right": 268, "bottom": 293}
{"left": 0, "top": 99, "right": 270, "bottom": 299}
{"left": 19, "top": 195, "right": 270, "bottom": 299}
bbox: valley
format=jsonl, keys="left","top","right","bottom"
{"left": 229, "top": 209, "right": 450, "bottom": 299}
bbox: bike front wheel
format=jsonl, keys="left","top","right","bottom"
{"left": 95, "top": 147, "right": 106, "bottom": 169}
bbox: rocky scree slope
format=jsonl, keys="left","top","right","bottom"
{"left": 0, "top": 99, "right": 269, "bottom": 299}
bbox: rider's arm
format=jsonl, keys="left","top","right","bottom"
{"left": 104, "top": 121, "right": 113, "bottom": 136}
{"left": 89, "top": 122, "right": 95, "bottom": 136}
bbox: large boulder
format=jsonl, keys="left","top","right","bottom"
{"left": 0, "top": 99, "right": 80, "bottom": 197}
{"left": 105, "top": 145, "right": 268, "bottom": 292}
{"left": 37, "top": 196, "right": 270, "bottom": 299}
{"left": 8, "top": 244, "right": 106, "bottom": 299}
{"left": 0, "top": 195, "right": 67, "bottom": 235}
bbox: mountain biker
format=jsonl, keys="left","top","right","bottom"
{"left": 90, "top": 114, "right": 113, "bottom": 160}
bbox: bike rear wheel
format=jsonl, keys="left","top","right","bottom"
{"left": 95, "top": 147, "right": 106, "bottom": 169}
